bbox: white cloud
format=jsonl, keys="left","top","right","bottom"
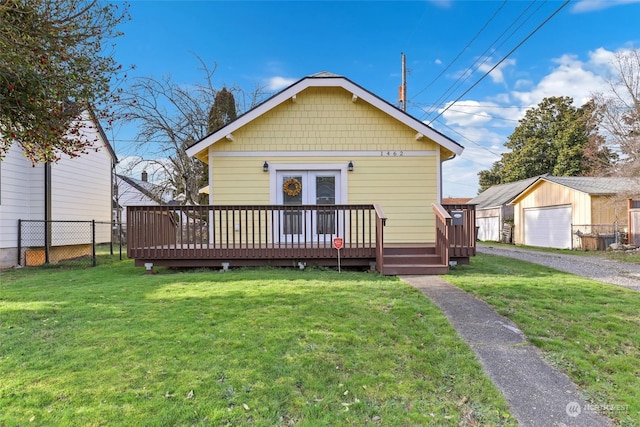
{"left": 571, "top": 0, "right": 640, "bottom": 13}
{"left": 511, "top": 53, "right": 606, "bottom": 107}
{"left": 514, "top": 79, "right": 533, "bottom": 90}
{"left": 435, "top": 58, "right": 442, "bottom": 65}
{"left": 267, "top": 76, "right": 297, "bottom": 91}
{"left": 434, "top": 118, "right": 508, "bottom": 196}
{"left": 441, "top": 100, "right": 494, "bottom": 127}
{"left": 476, "top": 58, "right": 516, "bottom": 84}
{"left": 589, "top": 47, "right": 617, "bottom": 67}
{"left": 443, "top": 141, "right": 504, "bottom": 197}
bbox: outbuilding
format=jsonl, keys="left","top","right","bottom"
{"left": 510, "top": 176, "right": 638, "bottom": 249}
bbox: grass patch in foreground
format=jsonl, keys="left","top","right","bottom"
{"left": 0, "top": 263, "right": 513, "bottom": 426}
{"left": 446, "top": 254, "right": 640, "bottom": 426}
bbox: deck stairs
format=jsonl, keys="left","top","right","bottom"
{"left": 382, "top": 244, "right": 449, "bottom": 275}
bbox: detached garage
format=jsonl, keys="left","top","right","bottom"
{"left": 511, "top": 176, "right": 638, "bottom": 249}
{"left": 523, "top": 205, "right": 572, "bottom": 249}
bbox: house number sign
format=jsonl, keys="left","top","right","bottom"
{"left": 380, "top": 151, "right": 404, "bottom": 156}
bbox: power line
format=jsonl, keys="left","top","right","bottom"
{"left": 411, "top": 0, "right": 508, "bottom": 100}
{"left": 427, "top": 0, "right": 571, "bottom": 125}
{"left": 430, "top": 117, "right": 504, "bottom": 159}
{"left": 419, "top": 0, "right": 543, "bottom": 120}
{"left": 408, "top": 101, "right": 521, "bottom": 123}
{"left": 445, "top": 108, "right": 521, "bottom": 123}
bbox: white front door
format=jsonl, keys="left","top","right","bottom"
{"left": 276, "top": 170, "right": 341, "bottom": 242}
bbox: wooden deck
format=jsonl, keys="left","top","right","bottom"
{"left": 127, "top": 203, "right": 476, "bottom": 275}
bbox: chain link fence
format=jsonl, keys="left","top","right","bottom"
{"left": 572, "top": 223, "right": 627, "bottom": 251}
{"left": 18, "top": 220, "right": 125, "bottom": 268}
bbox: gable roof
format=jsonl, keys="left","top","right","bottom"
{"left": 541, "top": 176, "right": 640, "bottom": 195}
{"left": 185, "top": 72, "right": 464, "bottom": 160}
{"left": 116, "top": 174, "right": 176, "bottom": 205}
{"left": 509, "top": 175, "right": 640, "bottom": 205}
{"left": 86, "top": 106, "right": 118, "bottom": 163}
{"left": 469, "top": 176, "right": 542, "bottom": 209}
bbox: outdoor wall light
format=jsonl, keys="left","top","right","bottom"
{"left": 348, "top": 160, "right": 354, "bottom": 172}
{"left": 263, "top": 161, "right": 269, "bottom": 172}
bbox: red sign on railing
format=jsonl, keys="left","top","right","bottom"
{"left": 333, "top": 237, "right": 344, "bottom": 250}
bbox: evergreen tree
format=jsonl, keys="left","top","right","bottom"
{"left": 207, "top": 87, "right": 237, "bottom": 133}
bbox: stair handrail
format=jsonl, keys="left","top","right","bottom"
{"left": 432, "top": 203, "right": 451, "bottom": 267}
{"left": 374, "top": 204, "right": 387, "bottom": 274}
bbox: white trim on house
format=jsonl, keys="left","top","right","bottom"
{"left": 211, "top": 150, "right": 437, "bottom": 157}
{"left": 186, "top": 75, "right": 463, "bottom": 159}
{"left": 436, "top": 146, "right": 442, "bottom": 203}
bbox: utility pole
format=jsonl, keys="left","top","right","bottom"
{"left": 399, "top": 52, "right": 407, "bottom": 112}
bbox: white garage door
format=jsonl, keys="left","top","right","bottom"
{"left": 524, "top": 206, "right": 572, "bottom": 249}
{"left": 477, "top": 217, "right": 500, "bottom": 241}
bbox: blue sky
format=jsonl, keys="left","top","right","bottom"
{"left": 109, "top": 0, "right": 640, "bottom": 197}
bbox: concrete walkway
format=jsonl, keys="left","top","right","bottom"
{"left": 402, "top": 275, "right": 612, "bottom": 427}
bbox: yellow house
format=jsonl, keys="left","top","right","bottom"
{"left": 127, "top": 72, "right": 475, "bottom": 274}
{"left": 510, "top": 176, "right": 638, "bottom": 249}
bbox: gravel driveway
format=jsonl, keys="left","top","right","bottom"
{"left": 477, "top": 244, "right": 640, "bottom": 292}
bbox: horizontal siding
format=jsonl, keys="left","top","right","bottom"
{"left": 50, "top": 119, "right": 113, "bottom": 224}
{"left": 1, "top": 111, "right": 114, "bottom": 254}
{"left": 212, "top": 155, "right": 438, "bottom": 243}
{"left": 350, "top": 157, "right": 437, "bottom": 243}
{"left": 0, "top": 143, "right": 45, "bottom": 249}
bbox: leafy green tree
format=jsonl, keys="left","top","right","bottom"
{"left": 477, "top": 97, "right": 613, "bottom": 192}
{"left": 0, "top": 0, "right": 129, "bottom": 163}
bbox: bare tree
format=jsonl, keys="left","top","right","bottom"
{"left": 592, "top": 48, "right": 640, "bottom": 177}
{"left": 117, "top": 59, "right": 267, "bottom": 205}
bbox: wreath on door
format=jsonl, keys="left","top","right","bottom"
{"left": 283, "top": 178, "right": 302, "bottom": 197}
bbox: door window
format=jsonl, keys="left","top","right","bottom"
{"left": 276, "top": 170, "right": 341, "bottom": 240}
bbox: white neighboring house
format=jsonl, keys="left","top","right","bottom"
{"left": 114, "top": 171, "right": 176, "bottom": 228}
{"left": 0, "top": 108, "right": 117, "bottom": 269}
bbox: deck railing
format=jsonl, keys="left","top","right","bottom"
{"left": 127, "top": 204, "right": 385, "bottom": 266}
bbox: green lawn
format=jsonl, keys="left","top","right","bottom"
{"left": 446, "top": 254, "right": 640, "bottom": 426}
{"left": 0, "top": 260, "right": 513, "bottom": 426}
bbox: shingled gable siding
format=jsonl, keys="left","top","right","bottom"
{"left": 208, "top": 86, "right": 441, "bottom": 244}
